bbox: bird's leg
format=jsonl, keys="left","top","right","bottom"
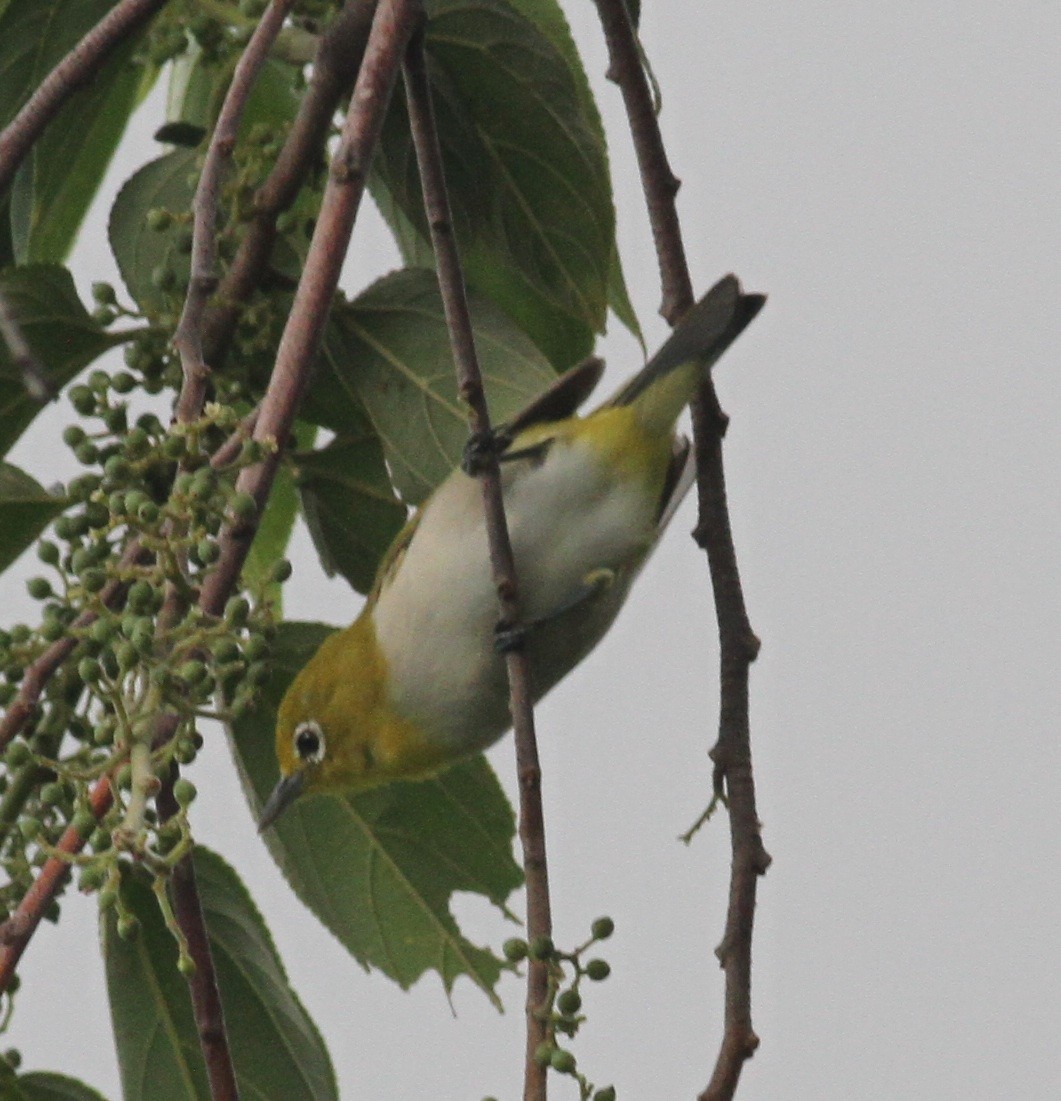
{"left": 461, "top": 427, "right": 513, "bottom": 476}
{"left": 491, "top": 568, "right": 616, "bottom": 654}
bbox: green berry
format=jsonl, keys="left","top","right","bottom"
{"left": 90, "top": 827, "right": 112, "bottom": 851}
{"left": 137, "top": 501, "right": 160, "bottom": 525}
{"left": 528, "top": 935, "right": 555, "bottom": 961}
{"left": 533, "top": 1043, "right": 554, "bottom": 1068}
{"left": 123, "top": 427, "right": 150, "bottom": 455}
{"left": 18, "top": 817, "right": 42, "bottom": 841}
{"left": 92, "top": 282, "right": 117, "bottom": 305}
{"left": 82, "top": 568, "right": 108, "bottom": 593}
{"left": 78, "top": 657, "right": 102, "bottom": 683}
{"left": 503, "top": 937, "right": 529, "bottom": 962}
{"left": 162, "top": 435, "right": 186, "bottom": 460}
{"left": 197, "top": 538, "right": 219, "bottom": 565}
{"left": 74, "top": 441, "right": 99, "bottom": 465}
{"left": 224, "top": 597, "right": 250, "bottom": 627}
{"left": 127, "top": 580, "right": 153, "bottom": 612}
{"left": 229, "top": 491, "right": 257, "bottom": 523}
{"left": 78, "top": 865, "right": 107, "bottom": 891}
{"left": 557, "top": 989, "right": 582, "bottom": 1016}
{"left": 88, "top": 370, "right": 110, "bottom": 393}
{"left": 90, "top": 618, "right": 117, "bottom": 644}
{"left": 105, "top": 407, "right": 128, "bottom": 435}
{"left": 5, "top": 741, "right": 32, "bottom": 769}
{"left": 104, "top": 455, "right": 131, "bottom": 482}
{"left": 26, "top": 576, "right": 53, "bottom": 600}
{"left": 71, "top": 809, "right": 97, "bottom": 838}
{"left": 211, "top": 637, "right": 240, "bottom": 663}
{"left": 179, "top": 660, "right": 207, "bottom": 686}
{"left": 37, "top": 540, "right": 60, "bottom": 566}
{"left": 98, "top": 885, "right": 118, "bottom": 910}
{"left": 40, "top": 781, "right": 65, "bottom": 806}
{"left": 550, "top": 1049, "right": 576, "bottom": 1075}
{"left": 69, "top": 385, "right": 95, "bottom": 415}
{"left": 92, "top": 305, "right": 116, "bottom": 326}
{"left": 62, "top": 425, "right": 86, "bottom": 447}
{"left": 585, "top": 959, "right": 611, "bottom": 981}
{"left": 178, "top": 953, "right": 197, "bottom": 977}
{"left": 111, "top": 371, "right": 136, "bottom": 394}
{"left": 591, "top": 916, "right": 615, "bottom": 940}
{"left": 271, "top": 558, "right": 292, "bottom": 583}
{"left": 593, "top": 1087, "right": 617, "bottom": 1101}
{"left": 243, "top": 633, "right": 267, "bottom": 661}
{"left": 173, "top": 779, "right": 197, "bottom": 808}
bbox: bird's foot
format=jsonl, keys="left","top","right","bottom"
{"left": 493, "top": 620, "right": 528, "bottom": 654}
{"left": 461, "top": 428, "right": 512, "bottom": 476}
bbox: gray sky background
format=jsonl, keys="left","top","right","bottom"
{"left": 4, "top": 1, "right": 1060, "bottom": 1098}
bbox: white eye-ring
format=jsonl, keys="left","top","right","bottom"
{"left": 293, "top": 720, "right": 325, "bottom": 765}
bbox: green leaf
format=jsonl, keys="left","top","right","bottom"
{"left": 371, "top": 0, "right": 615, "bottom": 368}
{"left": 608, "top": 240, "right": 644, "bottom": 352}
{"left": 303, "top": 268, "right": 554, "bottom": 504}
{"left": 16, "top": 1072, "right": 110, "bottom": 1101}
{"left": 103, "top": 848, "right": 338, "bottom": 1101}
{"left": 0, "top": 0, "right": 154, "bottom": 262}
{"left": 294, "top": 419, "right": 406, "bottom": 594}
{"left": 0, "top": 264, "right": 122, "bottom": 458}
{"left": 245, "top": 420, "right": 317, "bottom": 612}
{"left": 0, "top": 463, "right": 66, "bottom": 574}
{"left": 228, "top": 621, "right": 522, "bottom": 1002}
{"left": 108, "top": 148, "right": 197, "bottom": 314}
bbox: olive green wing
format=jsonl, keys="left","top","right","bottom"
{"left": 365, "top": 507, "right": 422, "bottom": 610}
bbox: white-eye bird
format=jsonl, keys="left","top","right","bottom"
{"left": 259, "top": 274, "right": 763, "bottom": 828}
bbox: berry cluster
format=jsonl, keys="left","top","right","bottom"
{"left": 499, "top": 917, "right": 618, "bottom": 1100}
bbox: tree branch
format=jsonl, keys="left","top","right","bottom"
{"left": 591, "top": 4, "right": 770, "bottom": 1099}
{"left": 0, "top": 0, "right": 169, "bottom": 196}
{"left": 174, "top": 0, "right": 296, "bottom": 424}
{"left": 198, "top": 0, "right": 419, "bottom": 618}
{"left": 201, "top": 0, "right": 379, "bottom": 367}
{"left": 401, "top": 27, "right": 552, "bottom": 1101}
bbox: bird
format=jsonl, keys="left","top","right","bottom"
{"left": 259, "top": 274, "right": 764, "bottom": 829}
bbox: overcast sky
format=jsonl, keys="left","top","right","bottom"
{"left": 5, "top": 1, "right": 1060, "bottom": 1098}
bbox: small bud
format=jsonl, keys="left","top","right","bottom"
{"left": 36, "top": 540, "right": 60, "bottom": 566}
{"left": 117, "top": 913, "right": 140, "bottom": 941}
{"left": 26, "top": 576, "right": 53, "bottom": 600}
{"left": 178, "top": 953, "right": 197, "bottom": 977}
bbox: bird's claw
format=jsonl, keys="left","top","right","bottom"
{"left": 493, "top": 620, "right": 527, "bottom": 654}
{"left": 461, "top": 428, "right": 512, "bottom": 476}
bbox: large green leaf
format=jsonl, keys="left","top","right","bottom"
{"left": 103, "top": 848, "right": 338, "bottom": 1101}
{"left": 294, "top": 419, "right": 407, "bottom": 594}
{"left": 302, "top": 268, "right": 554, "bottom": 504}
{"left": 0, "top": 264, "right": 122, "bottom": 458}
{"left": 371, "top": 0, "right": 615, "bottom": 369}
{"left": 108, "top": 148, "right": 197, "bottom": 315}
{"left": 228, "top": 621, "right": 522, "bottom": 1002}
{"left": 0, "top": 462, "right": 66, "bottom": 574}
{"left": 16, "top": 1072, "right": 110, "bottom": 1101}
{"left": 0, "top": 0, "right": 154, "bottom": 262}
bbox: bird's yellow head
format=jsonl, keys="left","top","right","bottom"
{"left": 259, "top": 617, "right": 391, "bottom": 829}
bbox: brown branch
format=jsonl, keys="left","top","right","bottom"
{"left": 401, "top": 29, "right": 552, "bottom": 1101}
{"left": 174, "top": 0, "right": 296, "bottom": 424}
{"left": 0, "top": 286, "right": 55, "bottom": 401}
{"left": 0, "top": 0, "right": 169, "bottom": 196}
{"left": 157, "top": 762, "right": 239, "bottom": 1101}
{"left": 199, "top": 0, "right": 419, "bottom": 617}
{"left": 201, "top": 0, "right": 379, "bottom": 367}
{"left": 592, "top": 4, "right": 770, "bottom": 1100}
{"left": 0, "top": 777, "right": 113, "bottom": 981}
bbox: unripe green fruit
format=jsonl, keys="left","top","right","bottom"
{"left": 593, "top": 1087, "right": 617, "bottom": 1101}
{"left": 78, "top": 657, "right": 102, "bottom": 683}
{"left": 591, "top": 916, "right": 615, "bottom": 940}
{"left": 6, "top": 741, "right": 32, "bottom": 769}
{"left": 127, "top": 580, "right": 153, "bottom": 612}
{"left": 62, "top": 425, "right": 86, "bottom": 447}
{"left": 557, "top": 989, "right": 581, "bottom": 1016}
{"left": 37, "top": 540, "right": 60, "bottom": 565}
{"left": 271, "top": 558, "right": 292, "bottom": 583}
{"left": 111, "top": 371, "right": 136, "bottom": 394}
{"left": 74, "top": 441, "right": 98, "bottom": 465}
{"left": 533, "top": 1043, "right": 554, "bottom": 1068}
{"left": 179, "top": 660, "right": 208, "bottom": 686}
{"left": 529, "top": 935, "right": 555, "bottom": 961}
{"left": 550, "top": 1049, "right": 576, "bottom": 1075}
{"left": 40, "top": 782, "right": 65, "bottom": 806}
{"left": 104, "top": 455, "right": 131, "bottom": 482}
{"left": 224, "top": 597, "right": 250, "bottom": 627}
{"left": 585, "top": 959, "right": 611, "bottom": 981}
{"left": 18, "top": 817, "right": 42, "bottom": 841}
{"left": 229, "top": 492, "right": 257, "bottom": 522}
{"left": 79, "top": 865, "right": 107, "bottom": 891}
{"left": 197, "top": 539, "right": 219, "bottom": 565}
{"left": 503, "top": 938, "right": 529, "bottom": 962}
{"left": 92, "top": 282, "right": 117, "bottom": 305}
{"left": 82, "top": 569, "right": 107, "bottom": 593}
{"left": 69, "top": 385, "right": 95, "bottom": 415}
{"left": 27, "top": 577, "right": 53, "bottom": 600}
{"left": 178, "top": 953, "right": 197, "bottom": 977}
{"left": 173, "top": 779, "right": 197, "bottom": 808}
{"left": 98, "top": 885, "right": 118, "bottom": 910}
{"left": 71, "top": 809, "right": 97, "bottom": 837}
{"left": 244, "top": 633, "right": 268, "bottom": 661}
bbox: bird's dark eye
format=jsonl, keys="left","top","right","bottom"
{"left": 293, "top": 720, "right": 325, "bottom": 764}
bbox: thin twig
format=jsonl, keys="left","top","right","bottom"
{"left": 201, "top": 0, "right": 379, "bottom": 367}
{"left": 199, "top": 0, "right": 419, "bottom": 617}
{"left": 592, "top": 4, "right": 770, "bottom": 1100}
{"left": 0, "top": 287, "right": 55, "bottom": 401}
{"left": 174, "top": 0, "right": 296, "bottom": 424}
{"left": 401, "top": 28, "right": 552, "bottom": 1101}
{"left": 0, "top": 0, "right": 169, "bottom": 196}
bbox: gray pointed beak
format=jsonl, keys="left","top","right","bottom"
{"left": 258, "top": 771, "right": 305, "bottom": 831}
